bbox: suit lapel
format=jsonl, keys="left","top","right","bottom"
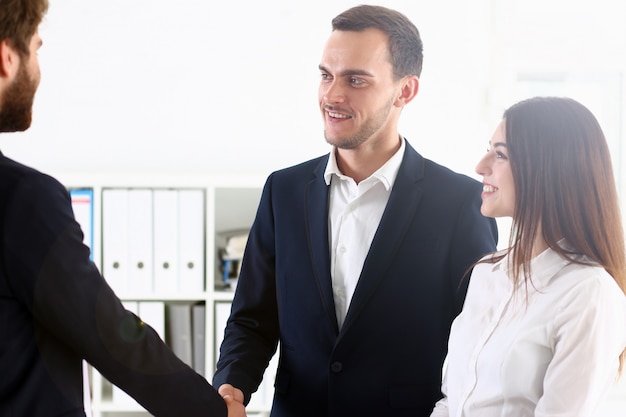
{"left": 340, "top": 142, "right": 425, "bottom": 334}
{"left": 305, "top": 155, "right": 339, "bottom": 334}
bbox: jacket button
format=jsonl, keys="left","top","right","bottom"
{"left": 330, "top": 362, "right": 343, "bottom": 373}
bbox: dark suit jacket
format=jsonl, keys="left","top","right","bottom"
{"left": 213, "top": 140, "right": 498, "bottom": 417}
{"left": 0, "top": 152, "right": 226, "bottom": 417}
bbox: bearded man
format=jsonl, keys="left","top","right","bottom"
{"left": 0, "top": 1, "right": 245, "bottom": 416}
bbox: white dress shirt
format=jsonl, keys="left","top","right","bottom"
{"left": 323, "top": 139, "right": 405, "bottom": 328}
{"left": 431, "top": 243, "right": 626, "bottom": 417}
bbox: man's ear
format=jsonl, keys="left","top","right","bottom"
{"left": 0, "top": 40, "right": 19, "bottom": 79}
{"left": 394, "top": 75, "right": 419, "bottom": 107}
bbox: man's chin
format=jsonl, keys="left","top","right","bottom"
{"left": 0, "top": 112, "right": 33, "bottom": 133}
{"left": 325, "top": 136, "right": 362, "bottom": 150}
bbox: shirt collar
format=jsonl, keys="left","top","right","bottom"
{"left": 323, "top": 137, "right": 406, "bottom": 190}
{"left": 491, "top": 239, "right": 575, "bottom": 286}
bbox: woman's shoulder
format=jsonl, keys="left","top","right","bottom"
{"left": 553, "top": 262, "right": 626, "bottom": 314}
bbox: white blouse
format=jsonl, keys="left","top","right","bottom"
{"left": 431, "top": 245, "right": 626, "bottom": 417}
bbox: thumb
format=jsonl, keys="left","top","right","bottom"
{"left": 218, "top": 383, "right": 235, "bottom": 398}
{"left": 218, "top": 383, "right": 245, "bottom": 403}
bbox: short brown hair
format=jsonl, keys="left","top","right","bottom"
{"left": 0, "top": 0, "right": 49, "bottom": 55}
{"left": 332, "top": 5, "right": 423, "bottom": 80}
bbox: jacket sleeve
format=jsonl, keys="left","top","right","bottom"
{"left": 212, "top": 173, "right": 280, "bottom": 405}
{"left": 3, "top": 172, "right": 227, "bottom": 417}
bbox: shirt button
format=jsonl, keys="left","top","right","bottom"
{"left": 330, "top": 362, "right": 343, "bottom": 373}
{"left": 339, "top": 246, "right": 347, "bottom": 253}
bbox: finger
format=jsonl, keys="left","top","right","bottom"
{"left": 218, "top": 383, "right": 234, "bottom": 398}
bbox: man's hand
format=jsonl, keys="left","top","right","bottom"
{"left": 219, "top": 384, "right": 245, "bottom": 404}
{"left": 219, "top": 384, "right": 246, "bottom": 417}
{"left": 223, "top": 394, "right": 246, "bottom": 417}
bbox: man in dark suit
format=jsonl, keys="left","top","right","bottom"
{"left": 214, "top": 5, "right": 498, "bottom": 417}
{"left": 0, "top": 1, "right": 245, "bottom": 416}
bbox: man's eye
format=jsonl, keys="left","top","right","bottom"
{"left": 350, "top": 77, "right": 364, "bottom": 85}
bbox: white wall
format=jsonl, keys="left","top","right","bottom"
{"left": 0, "top": 0, "right": 494, "bottom": 180}
{"left": 0, "top": 0, "right": 624, "bottom": 195}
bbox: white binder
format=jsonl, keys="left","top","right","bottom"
{"left": 167, "top": 303, "right": 193, "bottom": 367}
{"left": 153, "top": 189, "right": 179, "bottom": 293}
{"left": 178, "top": 189, "right": 205, "bottom": 293}
{"left": 102, "top": 188, "right": 129, "bottom": 295}
{"left": 127, "top": 189, "right": 154, "bottom": 294}
{"left": 213, "top": 301, "right": 231, "bottom": 368}
{"left": 139, "top": 301, "right": 166, "bottom": 341}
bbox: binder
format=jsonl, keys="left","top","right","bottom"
{"left": 178, "top": 189, "right": 205, "bottom": 293}
{"left": 102, "top": 189, "right": 129, "bottom": 294}
{"left": 127, "top": 189, "right": 154, "bottom": 294}
{"left": 138, "top": 301, "right": 166, "bottom": 341}
{"left": 153, "top": 189, "right": 179, "bottom": 293}
{"left": 167, "top": 303, "right": 193, "bottom": 368}
{"left": 213, "top": 301, "right": 231, "bottom": 367}
{"left": 69, "top": 188, "right": 94, "bottom": 260}
{"left": 191, "top": 303, "right": 206, "bottom": 377}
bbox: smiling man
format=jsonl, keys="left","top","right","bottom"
{"left": 214, "top": 5, "right": 498, "bottom": 417}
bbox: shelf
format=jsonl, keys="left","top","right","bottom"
{"left": 56, "top": 172, "right": 272, "bottom": 417}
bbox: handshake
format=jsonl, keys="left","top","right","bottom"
{"left": 220, "top": 384, "right": 247, "bottom": 417}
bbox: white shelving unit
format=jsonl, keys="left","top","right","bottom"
{"left": 55, "top": 171, "right": 272, "bottom": 417}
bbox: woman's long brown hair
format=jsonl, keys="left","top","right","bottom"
{"left": 483, "top": 96, "right": 626, "bottom": 372}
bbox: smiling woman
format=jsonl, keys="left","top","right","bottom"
{"left": 431, "top": 96, "right": 626, "bottom": 417}
{"left": 475, "top": 122, "right": 515, "bottom": 219}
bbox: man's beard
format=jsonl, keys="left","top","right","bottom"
{"left": 324, "top": 94, "right": 395, "bottom": 150}
{"left": 0, "top": 61, "right": 38, "bottom": 133}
